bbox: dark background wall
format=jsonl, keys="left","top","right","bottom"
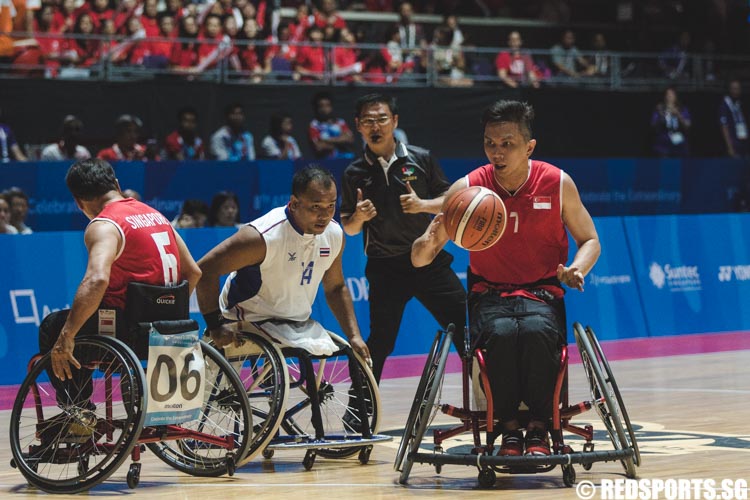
{"left": 0, "top": 80, "right": 732, "bottom": 159}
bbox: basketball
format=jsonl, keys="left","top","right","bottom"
{"left": 442, "top": 186, "right": 507, "bottom": 251}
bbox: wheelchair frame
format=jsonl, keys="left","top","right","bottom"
{"left": 223, "top": 326, "right": 392, "bottom": 470}
{"left": 394, "top": 322, "right": 640, "bottom": 488}
{"left": 9, "top": 323, "right": 255, "bottom": 494}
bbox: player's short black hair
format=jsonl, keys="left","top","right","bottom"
{"left": 292, "top": 166, "right": 335, "bottom": 197}
{"left": 66, "top": 158, "right": 119, "bottom": 201}
{"left": 355, "top": 93, "right": 398, "bottom": 118}
{"left": 481, "top": 100, "right": 534, "bottom": 141}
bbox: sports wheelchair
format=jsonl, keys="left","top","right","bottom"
{"left": 218, "top": 322, "right": 391, "bottom": 470}
{"left": 394, "top": 321, "right": 640, "bottom": 488}
{"left": 9, "top": 282, "right": 254, "bottom": 493}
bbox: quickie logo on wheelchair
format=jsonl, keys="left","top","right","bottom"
{"left": 143, "top": 326, "right": 206, "bottom": 426}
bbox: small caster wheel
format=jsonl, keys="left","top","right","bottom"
{"left": 435, "top": 464, "right": 442, "bottom": 474}
{"left": 303, "top": 450, "right": 317, "bottom": 471}
{"left": 226, "top": 454, "right": 236, "bottom": 476}
{"left": 10, "top": 458, "right": 16, "bottom": 469}
{"left": 358, "top": 446, "right": 372, "bottom": 465}
{"left": 262, "top": 448, "right": 274, "bottom": 459}
{"left": 127, "top": 463, "right": 141, "bottom": 489}
{"left": 582, "top": 462, "right": 592, "bottom": 471}
{"left": 562, "top": 464, "right": 576, "bottom": 487}
{"left": 478, "top": 468, "right": 496, "bottom": 488}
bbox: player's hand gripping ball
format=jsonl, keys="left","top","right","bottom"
{"left": 442, "top": 186, "right": 507, "bottom": 251}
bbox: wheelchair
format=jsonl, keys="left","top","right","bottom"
{"left": 219, "top": 322, "right": 391, "bottom": 470}
{"left": 394, "top": 320, "right": 641, "bottom": 488}
{"left": 9, "top": 281, "right": 255, "bottom": 494}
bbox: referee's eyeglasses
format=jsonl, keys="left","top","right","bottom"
{"left": 359, "top": 116, "right": 391, "bottom": 128}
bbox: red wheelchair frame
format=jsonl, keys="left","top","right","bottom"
{"left": 394, "top": 322, "right": 640, "bottom": 488}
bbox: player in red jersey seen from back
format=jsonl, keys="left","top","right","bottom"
{"left": 412, "top": 100, "right": 600, "bottom": 457}
{"left": 40, "top": 158, "right": 201, "bottom": 405}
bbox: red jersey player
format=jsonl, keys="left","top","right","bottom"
{"left": 412, "top": 100, "right": 600, "bottom": 457}
{"left": 42, "top": 158, "right": 201, "bottom": 384}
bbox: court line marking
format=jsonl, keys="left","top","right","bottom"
{"left": 620, "top": 387, "right": 750, "bottom": 395}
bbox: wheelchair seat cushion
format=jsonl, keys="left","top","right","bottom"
{"left": 253, "top": 319, "right": 338, "bottom": 356}
{"left": 124, "top": 281, "right": 190, "bottom": 326}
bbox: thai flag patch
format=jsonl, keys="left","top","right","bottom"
{"left": 533, "top": 196, "right": 552, "bottom": 209}
{"left": 320, "top": 247, "right": 331, "bottom": 257}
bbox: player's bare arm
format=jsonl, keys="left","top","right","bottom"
{"left": 196, "top": 225, "right": 266, "bottom": 346}
{"left": 558, "top": 172, "right": 601, "bottom": 291}
{"left": 411, "top": 178, "right": 467, "bottom": 267}
{"left": 52, "top": 221, "right": 121, "bottom": 380}
{"left": 173, "top": 230, "right": 201, "bottom": 294}
{"left": 322, "top": 238, "right": 371, "bottom": 363}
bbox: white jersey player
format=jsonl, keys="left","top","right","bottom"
{"left": 196, "top": 167, "right": 370, "bottom": 362}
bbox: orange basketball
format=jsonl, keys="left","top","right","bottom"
{"left": 442, "top": 186, "right": 507, "bottom": 251}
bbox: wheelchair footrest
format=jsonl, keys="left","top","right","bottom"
{"left": 268, "top": 434, "right": 392, "bottom": 450}
{"left": 410, "top": 447, "right": 634, "bottom": 468}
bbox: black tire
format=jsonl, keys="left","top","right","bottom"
{"left": 397, "top": 328, "right": 452, "bottom": 485}
{"left": 573, "top": 323, "right": 638, "bottom": 478}
{"left": 9, "top": 337, "right": 146, "bottom": 494}
{"left": 281, "top": 333, "right": 381, "bottom": 459}
{"left": 585, "top": 325, "right": 641, "bottom": 468}
{"left": 220, "top": 331, "right": 288, "bottom": 464}
{"left": 393, "top": 328, "right": 444, "bottom": 473}
{"left": 146, "top": 341, "right": 253, "bottom": 476}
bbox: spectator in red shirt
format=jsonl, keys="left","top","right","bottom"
{"left": 170, "top": 15, "right": 199, "bottom": 69}
{"left": 67, "top": 13, "right": 102, "bottom": 67}
{"left": 314, "top": 0, "right": 346, "bottom": 31}
{"left": 333, "top": 27, "right": 363, "bottom": 83}
{"left": 289, "top": 3, "right": 312, "bottom": 42}
{"left": 139, "top": 0, "right": 160, "bottom": 37}
{"left": 109, "top": 15, "right": 148, "bottom": 66}
{"left": 80, "top": 0, "right": 115, "bottom": 30}
{"left": 196, "top": 13, "right": 228, "bottom": 69}
{"left": 495, "top": 30, "right": 540, "bottom": 89}
{"left": 97, "top": 114, "right": 148, "bottom": 162}
{"left": 143, "top": 13, "right": 175, "bottom": 68}
{"left": 264, "top": 21, "right": 297, "bottom": 77}
{"left": 233, "top": 17, "right": 263, "bottom": 82}
{"left": 295, "top": 25, "right": 326, "bottom": 81}
{"left": 164, "top": 106, "right": 205, "bottom": 160}
{"left": 50, "top": 0, "right": 78, "bottom": 33}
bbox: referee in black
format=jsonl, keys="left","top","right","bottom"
{"left": 340, "top": 93, "right": 466, "bottom": 384}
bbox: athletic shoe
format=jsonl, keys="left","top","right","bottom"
{"left": 38, "top": 402, "right": 97, "bottom": 445}
{"left": 498, "top": 430, "right": 524, "bottom": 456}
{"left": 342, "top": 409, "right": 363, "bottom": 433}
{"left": 524, "top": 428, "right": 551, "bottom": 456}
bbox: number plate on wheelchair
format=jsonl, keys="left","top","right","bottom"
{"left": 143, "top": 327, "right": 205, "bottom": 426}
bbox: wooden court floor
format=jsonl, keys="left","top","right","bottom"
{"left": 1, "top": 349, "right": 748, "bottom": 499}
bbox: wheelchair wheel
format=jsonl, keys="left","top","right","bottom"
{"left": 573, "top": 323, "right": 638, "bottom": 478}
{"left": 281, "top": 333, "right": 381, "bottom": 459}
{"left": 146, "top": 341, "right": 253, "bottom": 476}
{"left": 584, "top": 325, "right": 641, "bottom": 468}
{"left": 10, "top": 337, "right": 146, "bottom": 494}
{"left": 397, "top": 328, "right": 453, "bottom": 485}
{"left": 393, "top": 328, "right": 444, "bottom": 473}
{"left": 222, "top": 330, "right": 289, "bottom": 464}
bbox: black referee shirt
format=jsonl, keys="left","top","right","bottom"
{"left": 340, "top": 141, "right": 451, "bottom": 258}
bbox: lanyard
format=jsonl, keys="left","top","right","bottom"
{"left": 724, "top": 96, "right": 746, "bottom": 126}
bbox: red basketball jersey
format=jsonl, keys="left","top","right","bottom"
{"left": 93, "top": 198, "right": 182, "bottom": 310}
{"left": 466, "top": 160, "right": 568, "bottom": 296}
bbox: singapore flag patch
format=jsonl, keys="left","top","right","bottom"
{"left": 533, "top": 196, "right": 552, "bottom": 209}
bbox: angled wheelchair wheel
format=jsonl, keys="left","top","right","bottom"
{"left": 222, "top": 330, "right": 289, "bottom": 464}
{"left": 10, "top": 337, "right": 146, "bottom": 494}
{"left": 584, "top": 325, "right": 641, "bottom": 467}
{"left": 281, "top": 333, "right": 381, "bottom": 459}
{"left": 573, "top": 323, "right": 638, "bottom": 478}
{"left": 396, "top": 328, "right": 453, "bottom": 485}
{"left": 393, "top": 328, "right": 444, "bottom": 474}
{"left": 146, "top": 341, "right": 253, "bottom": 476}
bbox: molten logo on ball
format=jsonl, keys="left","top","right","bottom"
{"left": 443, "top": 186, "right": 507, "bottom": 251}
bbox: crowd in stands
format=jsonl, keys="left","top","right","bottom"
{"left": 1, "top": 0, "right": 748, "bottom": 84}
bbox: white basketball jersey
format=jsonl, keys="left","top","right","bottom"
{"left": 219, "top": 206, "right": 343, "bottom": 323}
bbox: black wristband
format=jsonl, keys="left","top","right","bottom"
{"left": 202, "top": 310, "right": 223, "bottom": 329}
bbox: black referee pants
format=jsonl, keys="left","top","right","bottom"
{"left": 365, "top": 250, "right": 466, "bottom": 383}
